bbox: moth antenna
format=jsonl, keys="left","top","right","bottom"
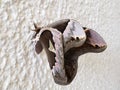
{"left": 32, "top": 23, "right": 41, "bottom": 32}
{"left": 31, "top": 29, "right": 38, "bottom": 32}
{"left": 34, "top": 23, "right": 38, "bottom": 29}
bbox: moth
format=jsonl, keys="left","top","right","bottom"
{"left": 32, "top": 19, "right": 107, "bottom": 85}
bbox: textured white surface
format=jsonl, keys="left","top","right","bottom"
{"left": 0, "top": 0, "right": 120, "bottom": 90}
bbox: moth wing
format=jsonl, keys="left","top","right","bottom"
{"left": 85, "top": 29, "right": 107, "bottom": 49}
{"left": 35, "top": 41, "right": 43, "bottom": 54}
{"left": 36, "top": 28, "right": 68, "bottom": 84}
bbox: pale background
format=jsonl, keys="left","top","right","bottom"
{"left": 0, "top": 0, "right": 120, "bottom": 90}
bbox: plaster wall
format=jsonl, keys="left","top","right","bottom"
{"left": 0, "top": 0, "right": 120, "bottom": 90}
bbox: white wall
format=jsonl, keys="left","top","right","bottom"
{"left": 0, "top": 0, "right": 120, "bottom": 90}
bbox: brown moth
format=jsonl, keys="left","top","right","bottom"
{"left": 32, "top": 19, "right": 107, "bottom": 85}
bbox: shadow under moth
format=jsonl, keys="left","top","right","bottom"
{"left": 32, "top": 19, "right": 107, "bottom": 85}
